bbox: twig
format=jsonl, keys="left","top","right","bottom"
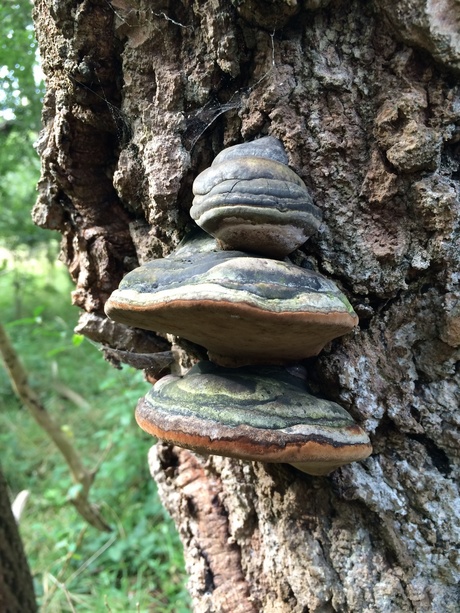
{"left": 41, "top": 526, "right": 87, "bottom": 611}
{"left": 52, "top": 381, "right": 91, "bottom": 410}
{"left": 0, "top": 322, "right": 111, "bottom": 532}
{"left": 65, "top": 532, "right": 117, "bottom": 585}
{"left": 45, "top": 574, "right": 79, "bottom": 613}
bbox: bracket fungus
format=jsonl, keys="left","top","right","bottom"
{"left": 104, "top": 137, "right": 372, "bottom": 476}
{"left": 104, "top": 235, "right": 358, "bottom": 367}
{"left": 191, "top": 136, "right": 322, "bottom": 258}
{"left": 135, "top": 361, "right": 372, "bottom": 476}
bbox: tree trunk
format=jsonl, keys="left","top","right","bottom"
{"left": 0, "top": 468, "right": 37, "bottom": 612}
{"left": 33, "top": 1, "right": 460, "bottom": 611}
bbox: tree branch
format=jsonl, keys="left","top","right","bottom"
{"left": 0, "top": 322, "right": 111, "bottom": 532}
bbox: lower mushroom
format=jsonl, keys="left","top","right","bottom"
{"left": 135, "top": 361, "right": 372, "bottom": 476}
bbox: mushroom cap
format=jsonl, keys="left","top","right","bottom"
{"left": 104, "top": 237, "right": 359, "bottom": 367}
{"left": 211, "top": 136, "right": 289, "bottom": 166}
{"left": 135, "top": 361, "right": 372, "bottom": 476}
{"left": 191, "top": 137, "right": 322, "bottom": 258}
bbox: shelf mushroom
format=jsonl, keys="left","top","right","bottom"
{"left": 135, "top": 361, "right": 372, "bottom": 476}
{"left": 191, "top": 136, "right": 322, "bottom": 258}
{"left": 104, "top": 235, "right": 358, "bottom": 367}
{"left": 104, "top": 133, "right": 370, "bottom": 475}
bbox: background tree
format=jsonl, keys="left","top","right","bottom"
{"left": 32, "top": 1, "right": 460, "bottom": 611}
{"left": 0, "top": 467, "right": 37, "bottom": 613}
{"left": 0, "top": 6, "right": 42, "bottom": 609}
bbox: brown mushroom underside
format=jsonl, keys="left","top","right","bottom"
{"left": 136, "top": 399, "right": 371, "bottom": 476}
{"left": 106, "top": 298, "right": 358, "bottom": 366}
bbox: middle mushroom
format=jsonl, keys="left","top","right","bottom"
{"left": 105, "top": 234, "right": 358, "bottom": 367}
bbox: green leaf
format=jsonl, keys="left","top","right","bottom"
{"left": 72, "top": 334, "right": 85, "bottom": 347}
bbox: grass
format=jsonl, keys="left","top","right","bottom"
{"left": 0, "top": 247, "right": 191, "bottom": 612}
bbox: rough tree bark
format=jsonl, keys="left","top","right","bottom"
{"left": 32, "top": 1, "right": 459, "bottom": 611}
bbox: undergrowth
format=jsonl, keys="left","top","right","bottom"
{"left": 0, "top": 249, "right": 190, "bottom": 612}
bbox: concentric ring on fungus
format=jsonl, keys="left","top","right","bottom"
{"left": 104, "top": 237, "right": 358, "bottom": 367}
{"left": 136, "top": 361, "right": 372, "bottom": 476}
{"left": 191, "top": 136, "right": 322, "bottom": 258}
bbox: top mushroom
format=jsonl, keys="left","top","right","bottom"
{"left": 191, "top": 136, "right": 322, "bottom": 258}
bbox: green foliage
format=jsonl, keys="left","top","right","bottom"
{"left": 0, "top": 255, "right": 191, "bottom": 612}
{"left": 0, "top": 146, "right": 46, "bottom": 248}
{"left": 0, "top": 0, "right": 42, "bottom": 130}
{"left": 0, "top": 0, "right": 47, "bottom": 249}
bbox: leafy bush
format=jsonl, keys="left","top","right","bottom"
{"left": 0, "top": 253, "right": 190, "bottom": 612}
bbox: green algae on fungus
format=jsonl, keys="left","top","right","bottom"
{"left": 136, "top": 361, "right": 372, "bottom": 476}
